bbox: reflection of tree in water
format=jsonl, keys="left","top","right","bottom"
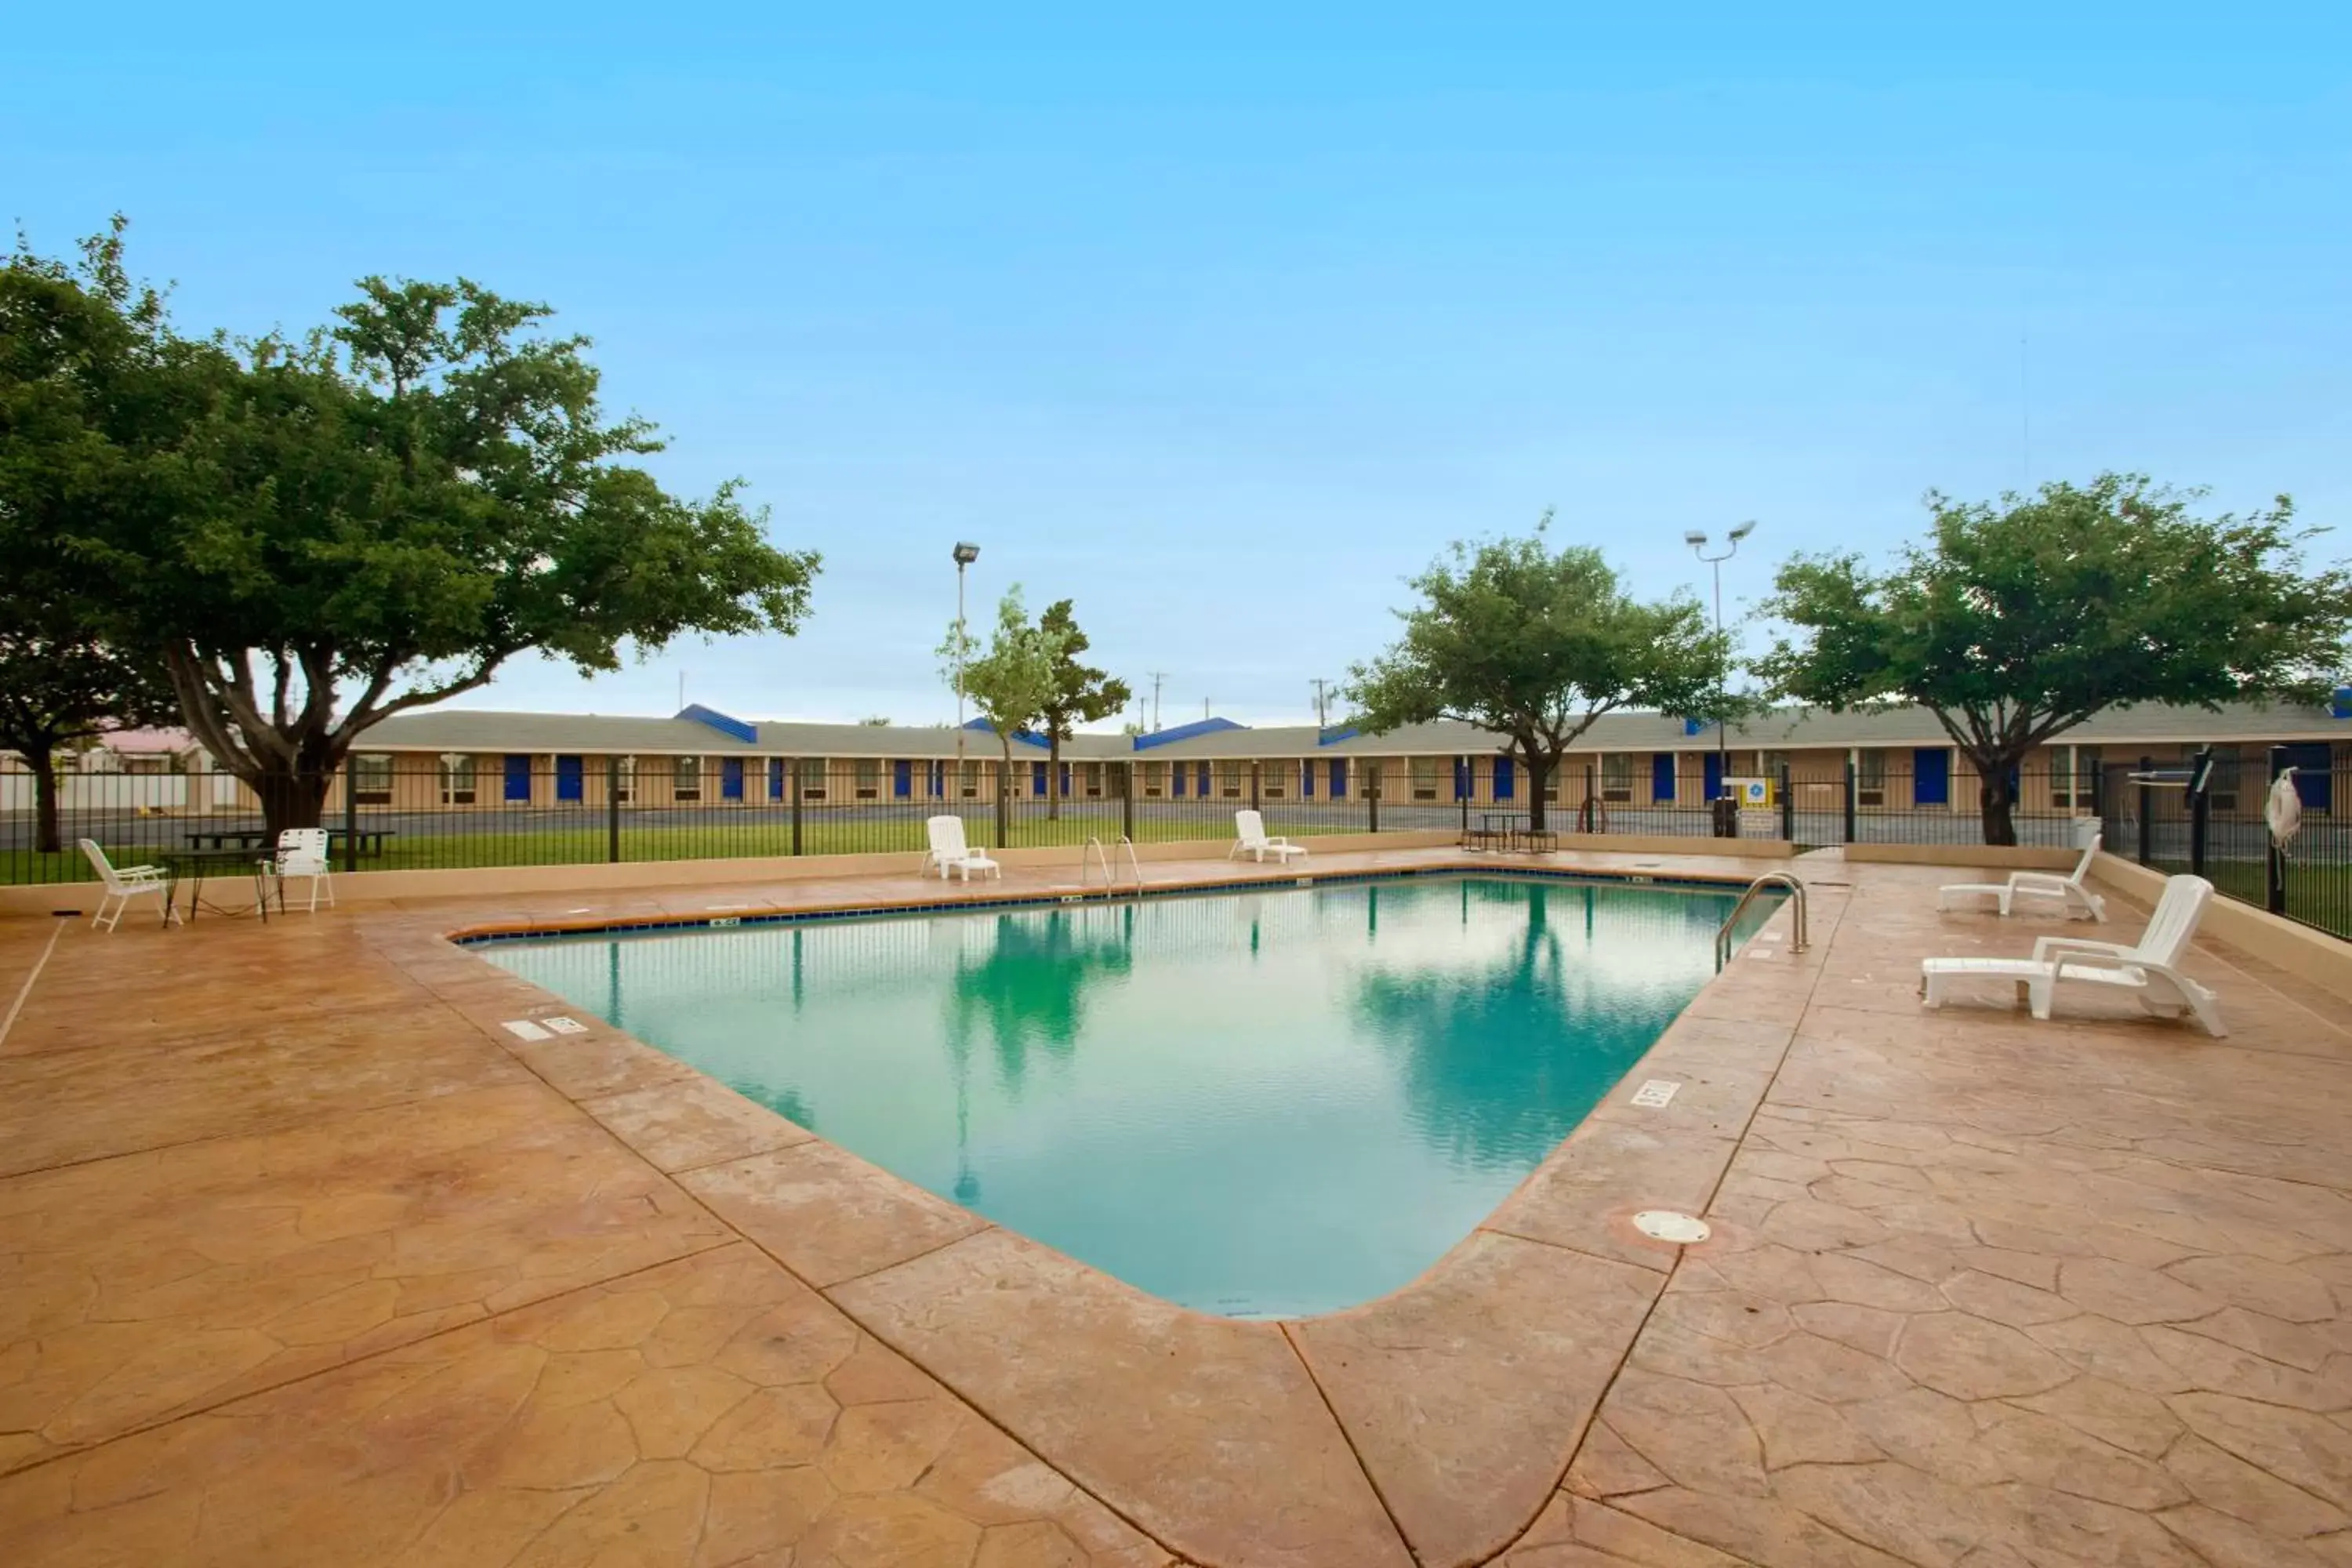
{"left": 949, "top": 909, "right": 1132, "bottom": 1093}
{"left": 1353, "top": 880, "right": 1586, "bottom": 1170}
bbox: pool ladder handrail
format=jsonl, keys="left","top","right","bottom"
{"left": 1715, "top": 872, "right": 1808, "bottom": 970}
{"left": 1080, "top": 836, "right": 1145, "bottom": 897}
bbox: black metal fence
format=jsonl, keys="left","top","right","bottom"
{"left": 2098, "top": 753, "right": 2349, "bottom": 942}
{"left": 7, "top": 751, "right": 2343, "bottom": 941}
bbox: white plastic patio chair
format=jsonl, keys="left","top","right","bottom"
{"left": 1937, "top": 819, "right": 2106, "bottom": 921}
{"left": 79, "top": 839, "right": 179, "bottom": 931}
{"left": 1921, "top": 874, "right": 2223, "bottom": 1036}
{"left": 260, "top": 827, "right": 336, "bottom": 913}
{"left": 1229, "top": 809, "right": 1308, "bottom": 865}
{"left": 924, "top": 815, "right": 1000, "bottom": 882}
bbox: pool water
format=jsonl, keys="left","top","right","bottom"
{"left": 484, "top": 875, "right": 1750, "bottom": 1317}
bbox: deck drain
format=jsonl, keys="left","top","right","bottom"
{"left": 1632, "top": 1210, "right": 1711, "bottom": 1244}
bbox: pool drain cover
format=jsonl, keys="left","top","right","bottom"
{"left": 1632, "top": 1210, "right": 1711, "bottom": 1244}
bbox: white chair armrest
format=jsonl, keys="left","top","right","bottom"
{"left": 2005, "top": 872, "right": 2070, "bottom": 894}
{"left": 118, "top": 865, "right": 170, "bottom": 883}
{"left": 2032, "top": 935, "right": 2132, "bottom": 964}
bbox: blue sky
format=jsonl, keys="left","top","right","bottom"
{"left": 8, "top": 4, "right": 2347, "bottom": 728}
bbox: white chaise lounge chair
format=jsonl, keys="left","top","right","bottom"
{"left": 79, "top": 839, "right": 179, "bottom": 931}
{"left": 1229, "top": 809, "right": 1307, "bottom": 865}
{"left": 1921, "top": 874, "right": 2223, "bottom": 1036}
{"left": 1938, "top": 819, "right": 2106, "bottom": 921}
{"left": 924, "top": 815, "right": 1000, "bottom": 882}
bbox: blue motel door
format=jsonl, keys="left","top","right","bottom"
{"left": 1652, "top": 753, "right": 1676, "bottom": 802}
{"left": 1494, "top": 756, "right": 1515, "bottom": 800}
{"left": 1913, "top": 749, "right": 1950, "bottom": 806}
{"left": 1172, "top": 765, "right": 1185, "bottom": 797}
{"left": 1330, "top": 760, "right": 1348, "bottom": 797}
{"left": 720, "top": 758, "right": 745, "bottom": 800}
{"left": 1197, "top": 763, "right": 1211, "bottom": 797}
{"left": 503, "top": 753, "right": 532, "bottom": 802}
{"left": 894, "top": 760, "right": 913, "bottom": 798}
{"left": 1300, "top": 760, "right": 1314, "bottom": 797}
{"left": 1702, "top": 752, "right": 1723, "bottom": 800}
{"left": 555, "top": 755, "right": 584, "bottom": 802}
{"left": 769, "top": 758, "right": 786, "bottom": 799}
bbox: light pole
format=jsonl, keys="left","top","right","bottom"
{"left": 1684, "top": 521, "right": 1756, "bottom": 793}
{"left": 952, "top": 542, "right": 980, "bottom": 764}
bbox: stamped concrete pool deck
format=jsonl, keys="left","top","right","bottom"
{"left": 3, "top": 845, "right": 2350, "bottom": 1567}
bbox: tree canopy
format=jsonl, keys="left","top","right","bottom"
{"left": 938, "top": 586, "right": 1069, "bottom": 793}
{"left": 1755, "top": 474, "right": 2351, "bottom": 843}
{"left": 18, "top": 223, "right": 820, "bottom": 833}
{"left": 1035, "top": 598, "right": 1131, "bottom": 818}
{"left": 1, "top": 220, "right": 183, "bottom": 850}
{"left": 1346, "top": 520, "right": 1726, "bottom": 829}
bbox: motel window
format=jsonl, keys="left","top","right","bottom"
{"left": 673, "top": 755, "right": 702, "bottom": 801}
{"left": 1082, "top": 761, "right": 1103, "bottom": 798}
{"left": 353, "top": 753, "right": 393, "bottom": 804}
{"left": 854, "top": 757, "right": 880, "bottom": 799}
{"left": 960, "top": 760, "right": 980, "bottom": 798}
{"left": 1218, "top": 761, "right": 1243, "bottom": 799}
{"left": 615, "top": 755, "right": 636, "bottom": 803}
{"left": 1760, "top": 750, "right": 1791, "bottom": 779}
{"left": 1602, "top": 753, "right": 1633, "bottom": 802}
{"left": 801, "top": 757, "right": 829, "bottom": 800}
{"left": 438, "top": 753, "right": 477, "bottom": 805}
{"left": 1142, "top": 760, "right": 1166, "bottom": 797}
{"left": 1857, "top": 748, "right": 1886, "bottom": 806}
{"left": 2205, "top": 746, "right": 2241, "bottom": 811}
{"left": 1409, "top": 756, "right": 1439, "bottom": 800}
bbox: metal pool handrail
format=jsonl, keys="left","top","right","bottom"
{"left": 1716, "top": 872, "right": 1808, "bottom": 970}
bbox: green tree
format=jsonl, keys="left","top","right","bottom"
{"left": 1345, "top": 520, "right": 1726, "bottom": 830}
{"left": 938, "top": 587, "right": 1069, "bottom": 828}
{"left": 1755, "top": 474, "right": 2352, "bottom": 845}
{"left": 45, "top": 248, "right": 818, "bottom": 836}
{"left": 1, "top": 219, "right": 184, "bottom": 852}
{"left": 857, "top": 715, "right": 893, "bottom": 727}
{"left": 1036, "top": 599, "right": 1131, "bottom": 820}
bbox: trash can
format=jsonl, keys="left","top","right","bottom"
{"left": 1711, "top": 795, "right": 1741, "bottom": 838}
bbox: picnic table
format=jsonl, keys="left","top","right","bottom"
{"left": 158, "top": 847, "right": 271, "bottom": 925}
{"left": 182, "top": 826, "right": 398, "bottom": 858}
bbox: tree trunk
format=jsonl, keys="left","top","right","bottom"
{"left": 1975, "top": 760, "right": 2020, "bottom": 848}
{"left": 27, "top": 744, "right": 62, "bottom": 855}
{"left": 1524, "top": 750, "right": 1552, "bottom": 832}
{"left": 1047, "top": 735, "right": 1062, "bottom": 820}
{"left": 250, "top": 760, "right": 334, "bottom": 840}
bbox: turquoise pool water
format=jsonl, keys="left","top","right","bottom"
{"left": 483, "top": 875, "right": 1749, "bottom": 1317}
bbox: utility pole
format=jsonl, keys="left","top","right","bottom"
{"left": 1147, "top": 671, "right": 1168, "bottom": 733}
{"left": 1203, "top": 698, "right": 1211, "bottom": 721}
{"left": 1310, "top": 678, "right": 1333, "bottom": 728}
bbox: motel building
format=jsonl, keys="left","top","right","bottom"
{"left": 114, "top": 696, "right": 2336, "bottom": 820}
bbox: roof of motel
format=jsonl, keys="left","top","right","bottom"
{"left": 357, "top": 697, "right": 2352, "bottom": 759}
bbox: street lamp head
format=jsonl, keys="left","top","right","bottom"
{"left": 1683, "top": 530, "right": 1709, "bottom": 547}
{"left": 952, "top": 542, "right": 980, "bottom": 565}
{"left": 1728, "top": 521, "right": 1758, "bottom": 543}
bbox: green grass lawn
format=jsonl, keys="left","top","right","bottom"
{"left": 3, "top": 808, "right": 1374, "bottom": 885}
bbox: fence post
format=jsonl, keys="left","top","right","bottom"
{"left": 606, "top": 757, "right": 621, "bottom": 862}
{"left": 1367, "top": 764, "right": 1380, "bottom": 834}
{"left": 1842, "top": 758, "right": 1857, "bottom": 844}
{"left": 2188, "top": 746, "right": 2212, "bottom": 877}
{"left": 1584, "top": 764, "right": 1597, "bottom": 833}
{"left": 788, "top": 759, "right": 803, "bottom": 856}
{"left": 2136, "top": 756, "right": 2154, "bottom": 868}
{"left": 1779, "top": 764, "right": 1795, "bottom": 843}
{"left": 340, "top": 755, "right": 360, "bottom": 873}
{"left": 1121, "top": 761, "right": 1134, "bottom": 841}
{"left": 1250, "top": 760, "right": 1262, "bottom": 815}
{"left": 2267, "top": 746, "right": 2288, "bottom": 915}
{"left": 1460, "top": 756, "right": 1470, "bottom": 838}
{"left": 996, "top": 763, "right": 1010, "bottom": 850}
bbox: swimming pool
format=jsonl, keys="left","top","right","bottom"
{"left": 482, "top": 873, "right": 1753, "bottom": 1316}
